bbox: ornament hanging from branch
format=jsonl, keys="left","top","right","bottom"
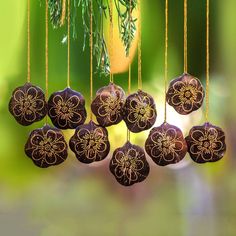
{"left": 166, "top": 0, "right": 205, "bottom": 115}
{"left": 186, "top": 0, "right": 226, "bottom": 163}
{"left": 9, "top": 0, "right": 47, "bottom": 126}
{"left": 48, "top": 0, "right": 87, "bottom": 129}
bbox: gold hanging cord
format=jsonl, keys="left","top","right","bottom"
{"left": 205, "top": 0, "right": 209, "bottom": 121}
{"left": 138, "top": 0, "right": 142, "bottom": 90}
{"left": 109, "top": 0, "right": 114, "bottom": 83}
{"left": 184, "top": 0, "right": 188, "bottom": 73}
{"left": 164, "top": 0, "right": 168, "bottom": 123}
{"left": 67, "top": 0, "right": 71, "bottom": 88}
{"left": 90, "top": 0, "right": 94, "bottom": 120}
{"left": 27, "top": 0, "right": 31, "bottom": 83}
{"left": 45, "top": 0, "right": 49, "bottom": 123}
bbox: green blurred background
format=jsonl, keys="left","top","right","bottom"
{"left": 0, "top": 0, "right": 235, "bottom": 235}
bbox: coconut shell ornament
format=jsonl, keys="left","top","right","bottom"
{"left": 69, "top": 120, "right": 110, "bottom": 164}
{"left": 47, "top": 88, "right": 87, "bottom": 129}
{"left": 9, "top": 82, "right": 47, "bottom": 126}
{"left": 122, "top": 90, "right": 157, "bottom": 133}
{"left": 25, "top": 125, "right": 68, "bottom": 168}
{"left": 166, "top": 73, "right": 205, "bottom": 115}
{"left": 91, "top": 83, "right": 125, "bottom": 127}
{"left": 145, "top": 123, "right": 187, "bottom": 166}
{"left": 110, "top": 142, "right": 150, "bottom": 186}
{"left": 185, "top": 122, "right": 226, "bottom": 163}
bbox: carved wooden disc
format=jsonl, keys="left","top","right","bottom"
{"left": 110, "top": 141, "right": 150, "bottom": 186}
{"left": 122, "top": 90, "right": 157, "bottom": 133}
{"left": 145, "top": 122, "right": 187, "bottom": 166}
{"left": 91, "top": 83, "right": 125, "bottom": 127}
{"left": 9, "top": 82, "right": 47, "bottom": 126}
{"left": 166, "top": 73, "right": 205, "bottom": 115}
{"left": 25, "top": 125, "right": 68, "bottom": 168}
{"left": 186, "top": 122, "right": 226, "bottom": 163}
{"left": 69, "top": 120, "right": 110, "bottom": 164}
{"left": 48, "top": 87, "right": 87, "bottom": 129}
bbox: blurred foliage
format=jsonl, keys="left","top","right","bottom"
{"left": 0, "top": 0, "right": 235, "bottom": 236}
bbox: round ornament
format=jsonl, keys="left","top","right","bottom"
{"left": 91, "top": 83, "right": 125, "bottom": 127}
{"left": 9, "top": 82, "right": 47, "bottom": 126}
{"left": 122, "top": 90, "right": 157, "bottom": 133}
{"left": 25, "top": 125, "right": 68, "bottom": 168}
{"left": 69, "top": 120, "right": 110, "bottom": 164}
{"left": 186, "top": 122, "right": 226, "bottom": 163}
{"left": 48, "top": 87, "right": 87, "bottom": 129}
{"left": 166, "top": 73, "right": 205, "bottom": 115}
{"left": 109, "top": 141, "right": 150, "bottom": 186}
{"left": 145, "top": 123, "right": 187, "bottom": 166}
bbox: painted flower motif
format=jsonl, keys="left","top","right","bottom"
{"left": 110, "top": 142, "right": 150, "bottom": 186}
{"left": 25, "top": 125, "right": 68, "bottom": 168}
{"left": 186, "top": 123, "right": 226, "bottom": 163}
{"left": 166, "top": 73, "right": 205, "bottom": 115}
{"left": 69, "top": 120, "right": 110, "bottom": 164}
{"left": 48, "top": 88, "right": 87, "bottom": 129}
{"left": 9, "top": 82, "right": 47, "bottom": 126}
{"left": 91, "top": 83, "right": 125, "bottom": 127}
{"left": 122, "top": 90, "right": 157, "bottom": 133}
{"left": 145, "top": 123, "right": 187, "bottom": 166}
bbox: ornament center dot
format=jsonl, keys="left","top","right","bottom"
{"left": 185, "top": 91, "right": 191, "bottom": 98}
{"left": 203, "top": 141, "right": 210, "bottom": 148}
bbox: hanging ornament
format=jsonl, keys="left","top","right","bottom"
{"left": 91, "top": 2, "right": 125, "bottom": 128}
{"left": 186, "top": 123, "right": 226, "bottom": 163}
{"left": 166, "top": 73, "right": 205, "bottom": 115}
{"left": 9, "top": 83, "right": 47, "bottom": 126}
{"left": 166, "top": 0, "right": 205, "bottom": 115}
{"left": 25, "top": 125, "right": 68, "bottom": 168}
{"left": 48, "top": 88, "right": 86, "bottom": 129}
{"left": 69, "top": 0, "right": 110, "bottom": 164}
{"left": 91, "top": 83, "right": 125, "bottom": 127}
{"left": 122, "top": 90, "right": 157, "bottom": 133}
{"left": 110, "top": 141, "right": 150, "bottom": 186}
{"left": 69, "top": 120, "right": 110, "bottom": 164}
{"left": 9, "top": 0, "right": 47, "bottom": 126}
{"left": 186, "top": 0, "right": 226, "bottom": 164}
{"left": 48, "top": 0, "right": 87, "bottom": 129}
{"left": 145, "top": 123, "right": 187, "bottom": 166}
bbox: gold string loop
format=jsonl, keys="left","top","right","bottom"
{"left": 90, "top": 0, "right": 94, "bottom": 120}
{"left": 67, "top": 0, "right": 71, "bottom": 88}
{"left": 27, "top": 0, "right": 31, "bottom": 83}
{"left": 184, "top": 0, "right": 188, "bottom": 73}
{"left": 205, "top": 0, "right": 209, "bottom": 121}
{"left": 138, "top": 0, "right": 142, "bottom": 91}
{"left": 164, "top": 0, "right": 168, "bottom": 123}
{"left": 60, "top": 0, "right": 67, "bottom": 26}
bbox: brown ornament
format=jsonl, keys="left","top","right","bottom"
{"left": 110, "top": 141, "right": 150, "bottom": 186}
{"left": 69, "top": 120, "right": 110, "bottom": 164}
{"left": 166, "top": 73, "right": 205, "bottom": 115}
{"left": 122, "top": 90, "right": 157, "bottom": 133}
{"left": 91, "top": 83, "right": 125, "bottom": 127}
{"left": 145, "top": 122, "right": 187, "bottom": 166}
{"left": 9, "top": 82, "right": 47, "bottom": 126}
{"left": 25, "top": 125, "right": 68, "bottom": 168}
{"left": 48, "top": 88, "right": 87, "bottom": 129}
{"left": 186, "top": 122, "right": 226, "bottom": 163}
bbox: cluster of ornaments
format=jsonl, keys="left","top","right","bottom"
{"left": 9, "top": 72, "right": 226, "bottom": 186}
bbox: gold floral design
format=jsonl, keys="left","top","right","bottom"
{"left": 9, "top": 83, "right": 47, "bottom": 126}
{"left": 69, "top": 121, "right": 110, "bottom": 164}
{"left": 110, "top": 142, "right": 150, "bottom": 186}
{"left": 166, "top": 73, "right": 205, "bottom": 115}
{"left": 123, "top": 90, "right": 157, "bottom": 133}
{"left": 48, "top": 88, "right": 86, "bottom": 129}
{"left": 91, "top": 83, "right": 125, "bottom": 127}
{"left": 25, "top": 125, "right": 68, "bottom": 168}
{"left": 145, "top": 123, "right": 187, "bottom": 166}
{"left": 186, "top": 123, "right": 226, "bottom": 163}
